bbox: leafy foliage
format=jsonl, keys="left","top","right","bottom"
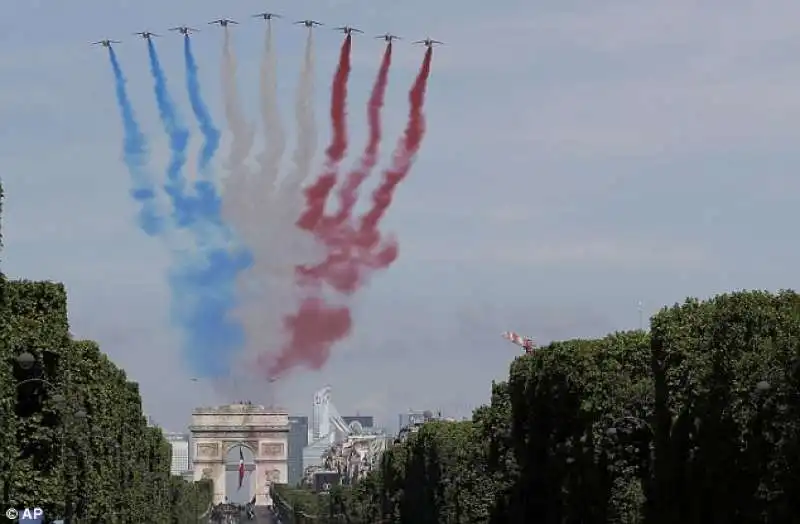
{"left": 647, "top": 291, "right": 800, "bottom": 523}
{"left": 330, "top": 291, "right": 799, "bottom": 523}
{"left": 0, "top": 280, "right": 212, "bottom": 521}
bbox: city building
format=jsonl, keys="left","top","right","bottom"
{"left": 398, "top": 410, "right": 436, "bottom": 433}
{"left": 164, "top": 432, "right": 191, "bottom": 476}
{"left": 288, "top": 416, "right": 309, "bottom": 486}
{"left": 342, "top": 415, "right": 374, "bottom": 432}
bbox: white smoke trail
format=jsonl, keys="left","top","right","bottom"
{"left": 233, "top": 28, "right": 323, "bottom": 379}
{"left": 275, "top": 28, "right": 322, "bottom": 268}
{"left": 258, "top": 21, "right": 286, "bottom": 202}
{"left": 220, "top": 26, "right": 256, "bottom": 240}
{"left": 216, "top": 26, "right": 272, "bottom": 381}
{"left": 233, "top": 21, "right": 292, "bottom": 371}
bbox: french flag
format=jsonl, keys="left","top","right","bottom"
{"left": 238, "top": 447, "right": 245, "bottom": 490}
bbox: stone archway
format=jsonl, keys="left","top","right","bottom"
{"left": 190, "top": 403, "right": 289, "bottom": 505}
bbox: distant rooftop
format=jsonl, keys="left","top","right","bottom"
{"left": 192, "top": 403, "right": 288, "bottom": 415}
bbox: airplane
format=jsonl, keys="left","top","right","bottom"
{"left": 208, "top": 18, "right": 238, "bottom": 27}
{"left": 169, "top": 26, "right": 199, "bottom": 35}
{"left": 334, "top": 26, "right": 363, "bottom": 35}
{"left": 375, "top": 33, "right": 401, "bottom": 42}
{"left": 501, "top": 331, "right": 536, "bottom": 355}
{"left": 92, "top": 39, "right": 120, "bottom": 48}
{"left": 252, "top": 12, "right": 281, "bottom": 21}
{"left": 294, "top": 20, "right": 323, "bottom": 28}
{"left": 133, "top": 31, "right": 160, "bottom": 40}
{"left": 413, "top": 37, "right": 444, "bottom": 47}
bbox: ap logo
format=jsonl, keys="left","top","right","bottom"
{"left": 5, "top": 507, "right": 44, "bottom": 522}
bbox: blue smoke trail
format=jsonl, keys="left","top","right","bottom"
{"left": 180, "top": 35, "right": 226, "bottom": 241}
{"left": 145, "top": 39, "right": 251, "bottom": 379}
{"left": 183, "top": 35, "right": 221, "bottom": 175}
{"left": 106, "top": 48, "right": 162, "bottom": 235}
{"left": 145, "top": 39, "right": 192, "bottom": 225}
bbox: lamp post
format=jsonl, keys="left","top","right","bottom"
{"left": 13, "top": 351, "right": 87, "bottom": 519}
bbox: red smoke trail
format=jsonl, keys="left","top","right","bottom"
{"left": 331, "top": 42, "right": 393, "bottom": 225}
{"left": 297, "top": 35, "right": 352, "bottom": 231}
{"left": 261, "top": 48, "right": 433, "bottom": 380}
{"left": 359, "top": 46, "right": 432, "bottom": 229}
{"left": 297, "top": 47, "right": 434, "bottom": 294}
{"left": 257, "top": 296, "right": 352, "bottom": 377}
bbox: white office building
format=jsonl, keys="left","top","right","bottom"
{"left": 164, "top": 432, "right": 191, "bottom": 476}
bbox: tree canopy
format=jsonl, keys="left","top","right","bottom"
{"left": 318, "top": 291, "right": 800, "bottom": 523}
{"left": 1, "top": 280, "right": 212, "bottom": 521}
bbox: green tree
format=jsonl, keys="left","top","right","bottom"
{"left": 647, "top": 290, "right": 800, "bottom": 523}
{"left": 0, "top": 279, "right": 210, "bottom": 521}
{"left": 506, "top": 331, "right": 651, "bottom": 523}
{"left": 4, "top": 281, "right": 72, "bottom": 515}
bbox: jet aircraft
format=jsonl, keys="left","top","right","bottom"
{"left": 501, "top": 331, "right": 536, "bottom": 355}
{"left": 169, "top": 26, "right": 199, "bottom": 35}
{"left": 92, "top": 39, "right": 120, "bottom": 47}
{"left": 375, "top": 33, "right": 401, "bottom": 42}
{"left": 134, "top": 31, "right": 160, "bottom": 40}
{"left": 413, "top": 37, "right": 444, "bottom": 47}
{"left": 253, "top": 12, "right": 281, "bottom": 20}
{"left": 295, "top": 20, "right": 323, "bottom": 28}
{"left": 208, "top": 18, "right": 238, "bottom": 27}
{"left": 334, "top": 26, "right": 363, "bottom": 35}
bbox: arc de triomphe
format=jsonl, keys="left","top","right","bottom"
{"left": 190, "top": 403, "right": 289, "bottom": 504}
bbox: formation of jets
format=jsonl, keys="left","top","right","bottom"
{"left": 93, "top": 15, "right": 442, "bottom": 48}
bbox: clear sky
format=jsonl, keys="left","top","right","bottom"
{"left": 4, "top": 0, "right": 800, "bottom": 434}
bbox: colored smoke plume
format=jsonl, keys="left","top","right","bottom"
{"left": 146, "top": 37, "right": 251, "bottom": 379}
{"left": 256, "top": 19, "right": 286, "bottom": 202}
{"left": 297, "top": 34, "right": 353, "bottom": 231}
{"left": 274, "top": 28, "right": 320, "bottom": 270}
{"left": 181, "top": 34, "right": 225, "bottom": 232}
{"left": 146, "top": 39, "right": 191, "bottom": 227}
{"left": 332, "top": 43, "right": 393, "bottom": 225}
{"left": 220, "top": 26, "right": 257, "bottom": 241}
{"left": 260, "top": 47, "right": 433, "bottom": 379}
{"left": 183, "top": 34, "right": 221, "bottom": 176}
{"left": 230, "top": 19, "right": 289, "bottom": 371}
{"left": 105, "top": 47, "right": 162, "bottom": 235}
{"left": 298, "top": 47, "right": 434, "bottom": 294}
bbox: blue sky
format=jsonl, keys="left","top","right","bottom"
{"left": 4, "top": 0, "right": 800, "bottom": 434}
